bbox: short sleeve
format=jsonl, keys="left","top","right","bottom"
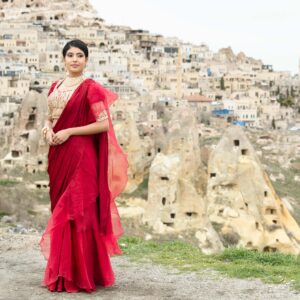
{"left": 96, "top": 110, "right": 108, "bottom": 122}
{"left": 47, "top": 102, "right": 53, "bottom": 121}
{"left": 46, "top": 81, "right": 58, "bottom": 121}
{"left": 48, "top": 80, "right": 59, "bottom": 97}
{"left": 86, "top": 80, "right": 118, "bottom": 123}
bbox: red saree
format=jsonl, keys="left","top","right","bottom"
{"left": 39, "top": 78, "right": 128, "bottom": 293}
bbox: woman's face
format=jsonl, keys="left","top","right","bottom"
{"left": 64, "top": 46, "right": 87, "bottom": 76}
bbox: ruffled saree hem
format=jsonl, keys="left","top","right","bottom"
{"left": 39, "top": 199, "right": 119, "bottom": 293}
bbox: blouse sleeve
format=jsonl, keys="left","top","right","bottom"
{"left": 87, "top": 80, "right": 118, "bottom": 123}
{"left": 46, "top": 81, "right": 58, "bottom": 122}
{"left": 96, "top": 110, "right": 108, "bottom": 122}
{"left": 47, "top": 102, "right": 53, "bottom": 122}
{"left": 48, "top": 80, "right": 58, "bottom": 96}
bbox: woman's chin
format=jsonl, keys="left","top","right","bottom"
{"left": 68, "top": 69, "right": 83, "bottom": 76}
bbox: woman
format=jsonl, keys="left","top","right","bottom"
{"left": 39, "top": 39, "right": 128, "bottom": 293}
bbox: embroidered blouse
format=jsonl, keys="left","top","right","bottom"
{"left": 47, "top": 79, "right": 108, "bottom": 127}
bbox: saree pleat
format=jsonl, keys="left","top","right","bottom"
{"left": 39, "top": 79, "right": 128, "bottom": 293}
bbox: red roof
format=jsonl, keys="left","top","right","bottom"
{"left": 186, "top": 94, "right": 212, "bottom": 102}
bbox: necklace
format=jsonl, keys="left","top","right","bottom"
{"left": 63, "top": 74, "right": 85, "bottom": 87}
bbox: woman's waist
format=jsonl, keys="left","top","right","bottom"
{"left": 49, "top": 134, "right": 97, "bottom": 156}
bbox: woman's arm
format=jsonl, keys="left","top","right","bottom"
{"left": 45, "top": 119, "right": 53, "bottom": 129}
{"left": 42, "top": 119, "right": 57, "bottom": 146}
{"left": 68, "top": 119, "right": 109, "bottom": 136}
{"left": 52, "top": 120, "right": 109, "bottom": 145}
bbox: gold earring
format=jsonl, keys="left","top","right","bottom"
{"left": 64, "top": 65, "right": 69, "bottom": 76}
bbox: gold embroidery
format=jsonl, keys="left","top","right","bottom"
{"left": 96, "top": 110, "right": 108, "bottom": 122}
{"left": 48, "top": 80, "right": 109, "bottom": 123}
{"left": 47, "top": 80, "right": 80, "bottom": 121}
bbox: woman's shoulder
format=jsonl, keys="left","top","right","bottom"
{"left": 85, "top": 78, "right": 104, "bottom": 89}
{"left": 85, "top": 78, "right": 108, "bottom": 95}
{"left": 48, "top": 79, "right": 61, "bottom": 96}
{"left": 50, "top": 79, "right": 59, "bottom": 88}
{"left": 85, "top": 78, "right": 118, "bottom": 104}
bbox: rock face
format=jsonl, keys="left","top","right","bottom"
{"left": 207, "top": 125, "right": 300, "bottom": 254}
{"left": 143, "top": 108, "right": 224, "bottom": 254}
{"left": 218, "top": 47, "right": 262, "bottom": 65}
{"left": 0, "top": 90, "right": 49, "bottom": 172}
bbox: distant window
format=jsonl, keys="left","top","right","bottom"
{"left": 11, "top": 150, "right": 20, "bottom": 157}
{"left": 241, "top": 149, "right": 248, "bottom": 155}
{"left": 234, "top": 139, "right": 240, "bottom": 146}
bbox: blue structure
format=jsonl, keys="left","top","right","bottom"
{"left": 232, "top": 121, "right": 246, "bottom": 127}
{"left": 207, "top": 68, "right": 212, "bottom": 76}
{"left": 212, "top": 109, "right": 233, "bottom": 117}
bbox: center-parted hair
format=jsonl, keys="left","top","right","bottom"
{"left": 62, "top": 39, "right": 89, "bottom": 58}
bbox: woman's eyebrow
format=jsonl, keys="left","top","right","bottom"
{"left": 67, "top": 52, "right": 84, "bottom": 55}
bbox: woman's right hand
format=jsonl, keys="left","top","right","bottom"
{"left": 46, "top": 129, "right": 56, "bottom": 146}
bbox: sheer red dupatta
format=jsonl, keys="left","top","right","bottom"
{"left": 39, "top": 78, "right": 129, "bottom": 261}
{"left": 86, "top": 79, "right": 129, "bottom": 252}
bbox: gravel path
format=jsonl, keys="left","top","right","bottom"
{"left": 0, "top": 229, "right": 300, "bottom": 300}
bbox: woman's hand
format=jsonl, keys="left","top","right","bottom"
{"left": 46, "top": 129, "right": 55, "bottom": 146}
{"left": 52, "top": 129, "right": 71, "bottom": 145}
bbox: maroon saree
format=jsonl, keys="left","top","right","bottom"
{"left": 39, "top": 78, "right": 128, "bottom": 293}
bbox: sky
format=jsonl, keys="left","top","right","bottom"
{"left": 89, "top": 0, "right": 300, "bottom": 75}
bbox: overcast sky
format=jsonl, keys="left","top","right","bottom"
{"left": 90, "top": 0, "right": 300, "bottom": 74}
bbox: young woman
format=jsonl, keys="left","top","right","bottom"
{"left": 39, "top": 39, "right": 128, "bottom": 293}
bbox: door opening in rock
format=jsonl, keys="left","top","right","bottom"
{"left": 163, "top": 222, "right": 173, "bottom": 227}
{"left": 234, "top": 139, "right": 240, "bottom": 146}
{"left": 186, "top": 212, "right": 197, "bottom": 217}
{"left": 266, "top": 208, "right": 276, "bottom": 215}
{"left": 241, "top": 149, "right": 248, "bottom": 155}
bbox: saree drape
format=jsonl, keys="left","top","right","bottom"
{"left": 39, "top": 78, "right": 128, "bottom": 292}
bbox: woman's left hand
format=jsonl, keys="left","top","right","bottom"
{"left": 52, "top": 129, "right": 71, "bottom": 145}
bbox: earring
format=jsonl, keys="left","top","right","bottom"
{"left": 65, "top": 65, "right": 69, "bottom": 77}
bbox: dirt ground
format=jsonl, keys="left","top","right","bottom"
{"left": 0, "top": 227, "right": 300, "bottom": 300}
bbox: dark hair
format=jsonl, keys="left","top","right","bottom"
{"left": 62, "top": 39, "right": 89, "bottom": 58}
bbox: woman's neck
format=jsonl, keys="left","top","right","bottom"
{"left": 67, "top": 72, "right": 83, "bottom": 78}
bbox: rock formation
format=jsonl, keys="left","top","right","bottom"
{"left": 143, "top": 107, "right": 224, "bottom": 254}
{"left": 207, "top": 125, "right": 300, "bottom": 254}
{"left": 0, "top": 90, "right": 48, "bottom": 173}
{"left": 114, "top": 112, "right": 153, "bottom": 193}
